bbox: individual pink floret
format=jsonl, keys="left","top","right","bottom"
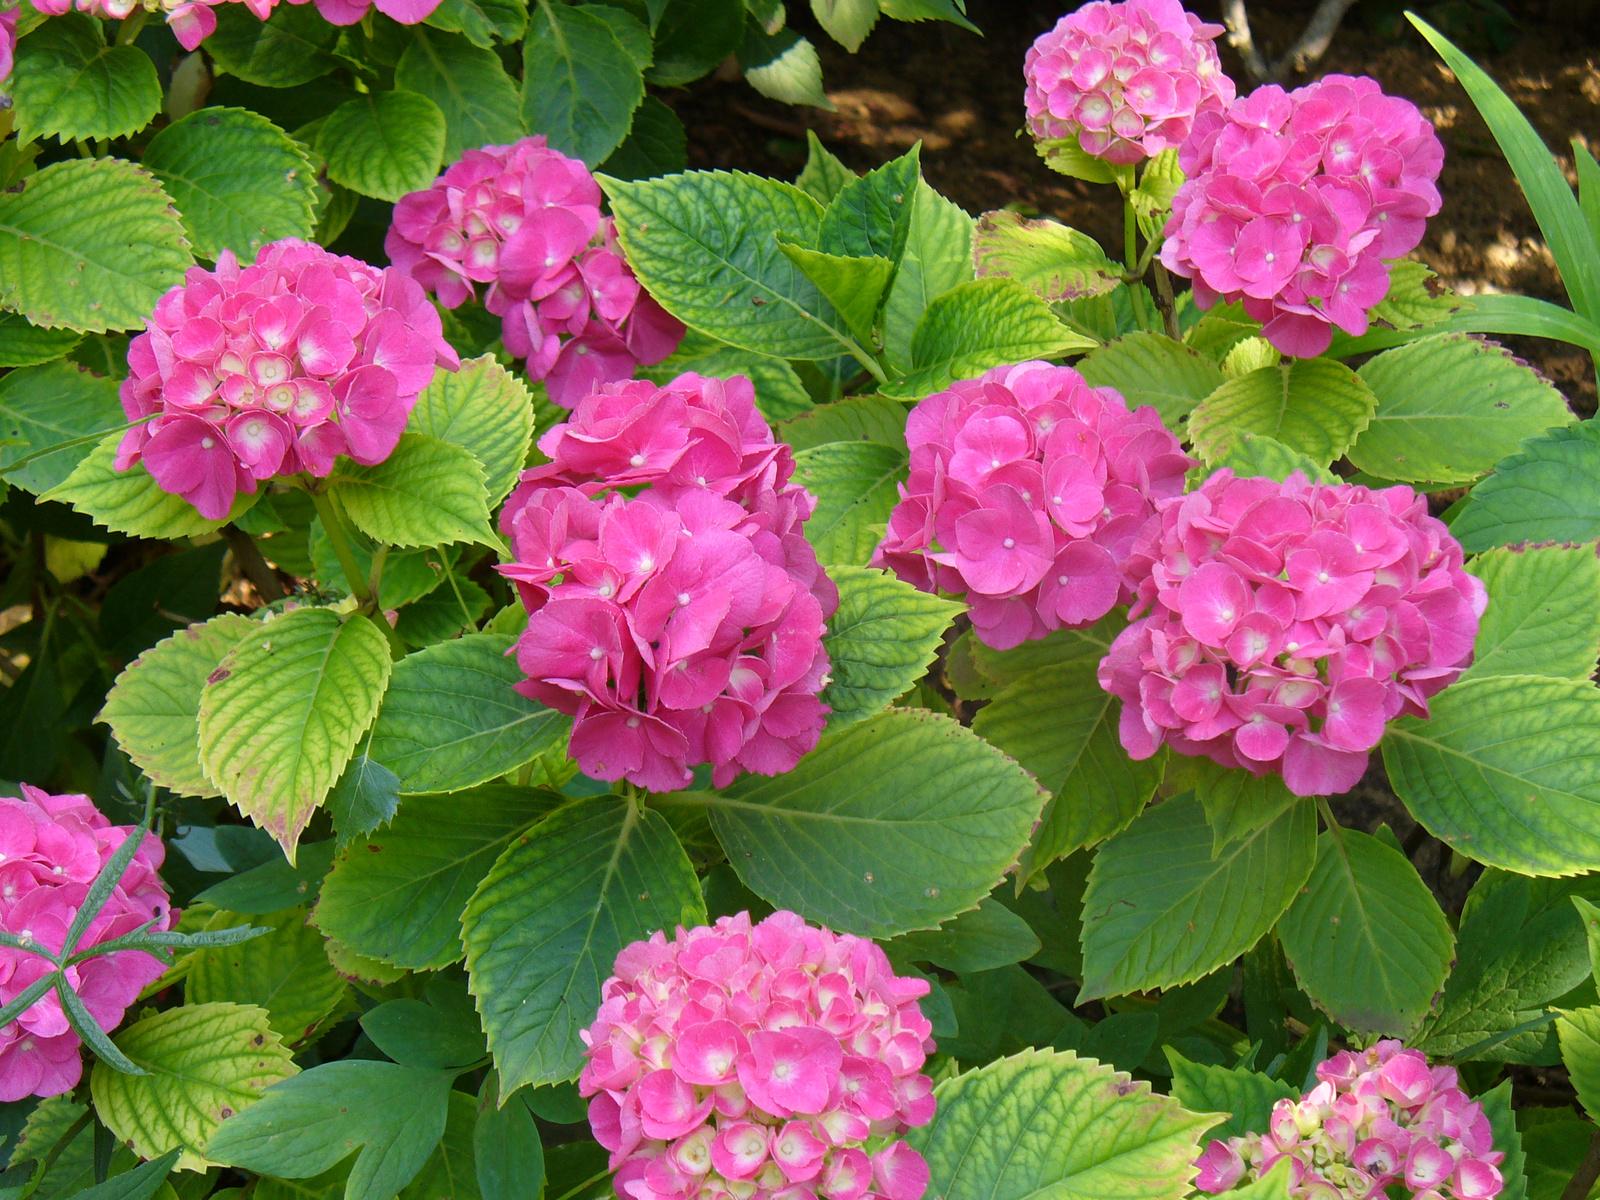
{"left": 1161, "top": 75, "right": 1445, "bottom": 357}
{"left": 0, "top": 786, "right": 175, "bottom": 1102}
{"left": 498, "top": 373, "right": 837, "bottom": 792}
{"left": 0, "top": 8, "right": 16, "bottom": 82}
{"left": 1024, "top": 0, "right": 1235, "bottom": 166}
{"left": 1194, "top": 1041, "right": 1504, "bottom": 1199}
{"left": 870, "top": 361, "right": 1192, "bottom": 651}
{"left": 580, "top": 910, "right": 937, "bottom": 1200}
{"left": 26, "top": 0, "right": 440, "bottom": 53}
{"left": 385, "top": 137, "right": 684, "bottom": 408}
{"left": 115, "top": 239, "right": 459, "bottom": 520}
{"left": 1098, "top": 470, "right": 1485, "bottom": 797}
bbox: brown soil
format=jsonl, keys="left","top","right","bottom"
{"left": 670, "top": 0, "right": 1600, "bottom": 413}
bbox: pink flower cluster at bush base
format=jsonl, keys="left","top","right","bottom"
{"left": 1161, "top": 75, "right": 1445, "bottom": 357}
{"left": 117, "top": 239, "right": 459, "bottom": 520}
{"left": 1099, "top": 470, "right": 1485, "bottom": 797}
{"left": 0, "top": 786, "right": 174, "bottom": 1102}
{"left": 499, "top": 373, "right": 837, "bottom": 792}
{"left": 28, "top": 0, "right": 439, "bottom": 54}
{"left": 1023, "top": 0, "right": 1234, "bottom": 165}
{"left": 1196, "top": 1042, "right": 1504, "bottom": 1200}
{"left": 872, "top": 361, "right": 1192, "bottom": 651}
{"left": 581, "top": 910, "right": 936, "bottom": 1200}
{"left": 387, "top": 137, "right": 684, "bottom": 408}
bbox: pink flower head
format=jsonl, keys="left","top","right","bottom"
{"left": 1162, "top": 75, "right": 1445, "bottom": 356}
{"left": 115, "top": 239, "right": 458, "bottom": 520}
{"left": 0, "top": 786, "right": 175, "bottom": 1102}
{"left": 499, "top": 374, "right": 838, "bottom": 792}
{"left": 1024, "top": 0, "right": 1235, "bottom": 165}
{"left": 872, "top": 360, "right": 1193, "bottom": 650}
{"left": 1099, "top": 470, "right": 1486, "bottom": 796}
{"left": 20, "top": 0, "right": 439, "bottom": 52}
{"left": 1194, "top": 1041, "right": 1505, "bottom": 1199}
{"left": 581, "top": 912, "right": 936, "bottom": 1200}
{"left": 385, "top": 137, "right": 683, "bottom": 407}
{"left": 0, "top": 7, "right": 16, "bottom": 83}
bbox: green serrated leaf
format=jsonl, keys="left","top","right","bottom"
{"left": 204, "top": 1060, "right": 453, "bottom": 1200}
{"left": 974, "top": 660, "right": 1164, "bottom": 873}
{"left": 1185, "top": 303, "right": 1259, "bottom": 361}
{"left": 0, "top": 312, "right": 83, "bottom": 368}
{"left": 207, "top": 4, "right": 342, "bottom": 87}
{"left": 817, "top": 144, "right": 919, "bottom": 265}
{"left": 0, "top": 158, "right": 193, "bottom": 334}
{"left": 1448, "top": 422, "right": 1600, "bottom": 552}
{"left": 395, "top": 574, "right": 491, "bottom": 647}
{"left": 597, "top": 95, "right": 688, "bottom": 182}
{"left": 810, "top": 0, "right": 877, "bottom": 50}
{"left": 316, "top": 91, "right": 445, "bottom": 203}
{"left": 970, "top": 610, "right": 1125, "bottom": 687}
{"left": 1349, "top": 332, "right": 1573, "bottom": 484}
{"left": 1078, "top": 331, "right": 1225, "bottom": 431}
{"left": 774, "top": 239, "right": 894, "bottom": 348}
{"left": 703, "top": 707, "right": 1048, "bottom": 938}
{"left": 309, "top": 526, "right": 453, "bottom": 610}
{"left": 883, "top": 277, "right": 1093, "bottom": 400}
{"left": 878, "top": 0, "right": 979, "bottom": 31}
{"left": 406, "top": 357, "right": 533, "bottom": 507}
{"left": 366, "top": 632, "right": 570, "bottom": 794}
{"left": 521, "top": 3, "right": 643, "bottom": 167}
{"left": 795, "top": 130, "right": 854, "bottom": 205}
{"left": 198, "top": 608, "right": 393, "bottom": 859}
{"left": 1481, "top": 1081, "right": 1530, "bottom": 1200}
{"left": 1559, "top": 1007, "right": 1600, "bottom": 1121}
{"left": 186, "top": 909, "right": 348, "bottom": 1046}
{"left": 143, "top": 108, "right": 320, "bottom": 264}
{"left": 474, "top": 1074, "right": 542, "bottom": 1200}
{"left": 91, "top": 1002, "right": 299, "bottom": 1172}
{"left": 463, "top": 798, "right": 705, "bottom": 1090}
{"left": 11, "top": 14, "right": 161, "bottom": 145}
{"left": 314, "top": 786, "right": 562, "bottom": 970}
{"left": 1384, "top": 674, "right": 1600, "bottom": 876}
{"left": 362, "top": 988, "right": 486, "bottom": 1071}
{"left": 43, "top": 431, "right": 258, "bottom": 538}
{"left": 396, "top": 28, "right": 524, "bottom": 162}
{"left": 1166, "top": 1051, "right": 1297, "bottom": 1141}
{"left": 1189, "top": 760, "right": 1301, "bottom": 855}
{"left": 0, "top": 359, "right": 123, "bottom": 494}
{"left": 424, "top": 0, "right": 527, "bottom": 48}
{"left": 1188, "top": 358, "right": 1377, "bottom": 468}
{"left": 1276, "top": 828, "right": 1454, "bottom": 1037}
{"left": 1366, "top": 260, "right": 1474, "bottom": 333}
{"left": 1465, "top": 543, "right": 1600, "bottom": 682}
{"left": 886, "top": 896, "right": 1041, "bottom": 973}
{"left": 329, "top": 433, "right": 497, "bottom": 549}
{"left": 327, "top": 754, "right": 402, "bottom": 850}
{"left": 636, "top": 341, "right": 812, "bottom": 422}
{"left": 1080, "top": 793, "right": 1316, "bottom": 1002}
{"left": 739, "top": 27, "right": 830, "bottom": 110}
{"left": 648, "top": 0, "right": 742, "bottom": 85}
{"left": 398, "top": 1091, "right": 480, "bottom": 1200}
{"left": 793, "top": 440, "right": 908, "bottom": 566}
{"left": 908, "top": 1047, "right": 1220, "bottom": 1200}
{"left": 1201, "top": 431, "right": 1339, "bottom": 485}
{"left": 777, "top": 395, "right": 905, "bottom": 451}
{"left": 99, "top": 613, "right": 257, "bottom": 799}
{"left": 601, "top": 170, "right": 858, "bottom": 361}
{"left": 883, "top": 181, "right": 973, "bottom": 375}
{"left": 14, "top": 1097, "right": 138, "bottom": 1200}
{"left": 973, "top": 210, "right": 1119, "bottom": 302}
{"left": 820, "top": 565, "right": 961, "bottom": 730}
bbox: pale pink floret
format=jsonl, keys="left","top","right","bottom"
{"left": 1194, "top": 1042, "right": 1504, "bottom": 1199}
{"left": 1024, "top": 0, "right": 1235, "bottom": 166}
{"left": 871, "top": 361, "right": 1193, "bottom": 651}
{"left": 1099, "top": 470, "right": 1484, "bottom": 796}
{"left": 115, "top": 240, "right": 459, "bottom": 520}
{"left": 581, "top": 912, "right": 936, "bottom": 1200}
{"left": 0, "top": 786, "right": 176, "bottom": 1102}
{"left": 385, "top": 137, "right": 684, "bottom": 407}
{"left": 498, "top": 374, "right": 837, "bottom": 793}
{"left": 1161, "top": 75, "right": 1445, "bottom": 356}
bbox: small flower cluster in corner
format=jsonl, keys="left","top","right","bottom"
{"left": 0, "top": 786, "right": 175, "bottom": 1101}
{"left": 386, "top": 136, "right": 685, "bottom": 408}
{"left": 116, "top": 239, "right": 459, "bottom": 520}
{"left": 499, "top": 373, "right": 837, "bottom": 792}
{"left": 581, "top": 910, "right": 936, "bottom": 1200}
{"left": 29, "top": 0, "right": 441, "bottom": 57}
{"left": 1196, "top": 1041, "right": 1504, "bottom": 1200}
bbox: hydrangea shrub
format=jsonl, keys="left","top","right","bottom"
{"left": 6, "top": 1, "right": 1600, "bottom": 1200}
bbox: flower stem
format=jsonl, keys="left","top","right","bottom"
{"left": 308, "top": 488, "right": 373, "bottom": 608}
{"left": 115, "top": 9, "right": 147, "bottom": 44}
{"left": 1123, "top": 199, "right": 1154, "bottom": 331}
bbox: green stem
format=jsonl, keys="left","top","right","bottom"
{"left": 115, "top": 9, "right": 148, "bottom": 44}
{"left": 36, "top": 1109, "right": 94, "bottom": 1184}
{"left": 366, "top": 544, "right": 389, "bottom": 606}
{"left": 1314, "top": 795, "right": 1340, "bottom": 832}
{"left": 309, "top": 488, "right": 373, "bottom": 608}
{"left": 1123, "top": 199, "right": 1153, "bottom": 331}
{"left": 846, "top": 340, "right": 889, "bottom": 387}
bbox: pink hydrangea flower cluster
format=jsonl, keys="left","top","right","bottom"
{"left": 871, "top": 361, "right": 1192, "bottom": 651}
{"left": 0, "top": 7, "right": 16, "bottom": 84}
{"left": 498, "top": 373, "right": 837, "bottom": 792}
{"left": 0, "top": 786, "right": 174, "bottom": 1102}
{"left": 116, "top": 239, "right": 459, "bottom": 520}
{"left": 1161, "top": 75, "right": 1445, "bottom": 357}
{"left": 1023, "top": 0, "right": 1234, "bottom": 166}
{"left": 27, "top": 0, "right": 437, "bottom": 55}
{"left": 1195, "top": 1042, "right": 1504, "bottom": 1200}
{"left": 386, "top": 137, "right": 684, "bottom": 409}
{"left": 1098, "top": 470, "right": 1485, "bottom": 797}
{"left": 580, "top": 910, "right": 936, "bottom": 1200}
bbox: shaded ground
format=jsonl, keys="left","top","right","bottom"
{"left": 670, "top": 0, "right": 1600, "bottom": 412}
